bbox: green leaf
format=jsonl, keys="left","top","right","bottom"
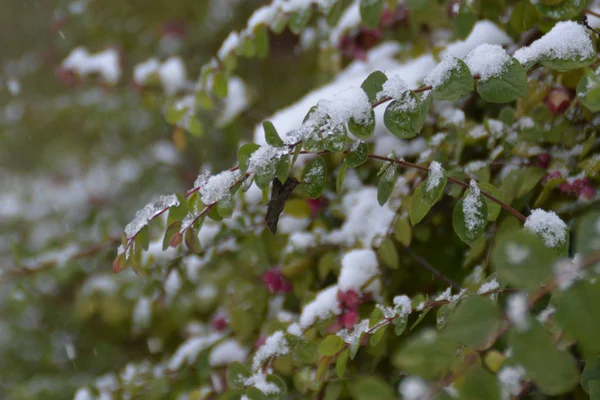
{"left": 492, "top": 230, "right": 556, "bottom": 287}
{"left": 423, "top": 162, "right": 447, "bottom": 203}
{"left": 162, "top": 221, "right": 182, "bottom": 250}
{"left": 383, "top": 93, "right": 422, "bottom": 139}
{"left": 348, "top": 109, "right": 376, "bottom": 141}
{"left": 226, "top": 362, "right": 251, "bottom": 389}
{"left": 346, "top": 142, "right": 368, "bottom": 167}
{"left": 453, "top": 11, "right": 477, "bottom": 40}
{"left": 361, "top": 70, "right": 388, "bottom": 104}
{"left": 392, "top": 329, "right": 457, "bottom": 379}
{"left": 459, "top": 367, "right": 501, "bottom": 400}
{"left": 276, "top": 154, "right": 290, "bottom": 184}
{"left": 582, "top": 357, "right": 600, "bottom": 395}
{"left": 406, "top": 0, "right": 429, "bottom": 12}
{"left": 184, "top": 228, "right": 202, "bottom": 254}
{"left": 394, "top": 217, "right": 412, "bottom": 247}
{"left": 535, "top": 0, "right": 586, "bottom": 20}
{"left": 516, "top": 167, "right": 546, "bottom": 198}
{"left": 324, "top": 382, "right": 344, "bottom": 400}
{"left": 394, "top": 314, "right": 408, "bottom": 336}
{"left": 216, "top": 195, "right": 234, "bottom": 218}
{"left": 319, "top": 335, "right": 345, "bottom": 356}
{"left": 255, "top": 158, "right": 277, "bottom": 190}
{"left": 410, "top": 182, "right": 435, "bottom": 226}
{"left": 253, "top": 25, "right": 269, "bottom": 59}
{"left": 477, "top": 183, "right": 501, "bottom": 221}
{"left": 377, "top": 165, "right": 396, "bottom": 206}
{"left": 302, "top": 156, "right": 327, "bottom": 199}
{"left": 112, "top": 253, "right": 127, "bottom": 273}
{"left": 377, "top": 237, "right": 399, "bottom": 269}
{"left": 509, "top": 1, "right": 539, "bottom": 34}
{"left": 369, "top": 325, "right": 387, "bottom": 346}
{"left": 289, "top": 6, "right": 313, "bottom": 34}
{"left": 165, "top": 103, "right": 187, "bottom": 124}
{"left": 336, "top": 161, "right": 347, "bottom": 194}
{"left": 359, "top": 0, "right": 384, "bottom": 29}
{"left": 188, "top": 117, "right": 204, "bottom": 137}
{"left": 238, "top": 143, "right": 260, "bottom": 173}
{"left": 348, "top": 376, "right": 395, "bottom": 400}
{"left": 577, "top": 69, "right": 600, "bottom": 112}
{"left": 554, "top": 279, "right": 600, "bottom": 355}
{"left": 263, "top": 121, "right": 284, "bottom": 147}
{"left": 327, "top": 0, "right": 348, "bottom": 26}
{"left": 576, "top": 211, "right": 600, "bottom": 257}
{"left": 212, "top": 70, "right": 228, "bottom": 98}
{"left": 137, "top": 225, "right": 149, "bottom": 251}
{"left": 431, "top": 57, "right": 474, "bottom": 101}
{"left": 325, "top": 125, "right": 348, "bottom": 152}
{"left": 266, "top": 374, "right": 287, "bottom": 396}
{"left": 436, "top": 305, "right": 450, "bottom": 330}
{"left": 442, "top": 297, "right": 500, "bottom": 349}
{"left": 509, "top": 319, "right": 580, "bottom": 395}
{"left": 246, "top": 387, "right": 269, "bottom": 400}
{"left": 476, "top": 57, "right": 527, "bottom": 103}
{"left": 410, "top": 308, "right": 431, "bottom": 331}
{"left": 336, "top": 349, "right": 349, "bottom": 378}
{"left": 452, "top": 187, "right": 488, "bottom": 243}
{"left": 167, "top": 193, "right": 189, "bottom": 224}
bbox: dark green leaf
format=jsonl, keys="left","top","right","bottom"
{"left": 348, "top": 376, "right": 395, "bottom": 400}
{"left": 336, "top": 349, "right": 349, "bottom": 378}
{"left": 430, "top": 57, "right": 474, "bottom": 101}
{"left": 392, "top": 329, "right": 457, "bottom": 379}
{"left": 476, "top": 57, "right": 527, "bottom": 103}
{"left": 377, "top": 165, "right": 396, "bottom": 206}
{"left": 478, "top": 183, "right": 502, "bottom": 221}
{"left": 346, "top": 142, "right": 368, "bottom": 167}
{"left": 263, "top": 121, "right": 284, "bottom": 147}
{"left": 442, "top": 297, "right": 500, "bottom": 349}
{"left": 459, "top": 367, "right": 501, "bottom": 400}
{"left": 289, "top": 6, "right": 313, "bottom": 34}
{"left": 212, "top": 70, "right": 228, "bottom": 98}
{"left": 184, "top": 228, "right": 202, "bottom": 254}
{"left": 359, "top": 0, "right": 384, "bottom": 29}
{"left": 348, "top": 109, "right": 376, "bottom": 141}
{"left": 302, "top": 156, "right": 327, "bottom": 199}
{"left": 319, "top": 335, "right": 345, "bottom": 356}
{"left": 238, "top": 143, "right": 260, "bottom": 173}
{"left": 452, "top": 186, "right": 488, "bottom": 243}
{"left": 361, "top": 70, "right": 388, "bottom": 104}
{"left": 577, "top": 69, "right": 600, "bottom": 112}
{"left": 492, "top": 230, "right": 556, "bottom": 287}
{"left": 336, "top": 161, "right": 347, "bottom": 194}
{"left": 509, "top": 319, "right": 579, "bottom": 395}
{"left": 410, "top": 182, "right": 435, "bottom": 226}
{"left": 377, "top": 237, "right": 399, "bottom": 269}
{"left": 383, "top": 93, "right": 421, "bottom": 139}
{"left": 453, "top": 12, "right": 477, "bottom": 40}
{"left": 535, "top": 0, "right": 586, "bottom": 20}
{"left": 226, "top": 362, "right": 251, "bottom": 389}
{"left": 423, "top": 162, "right": 447, "bottom": 203}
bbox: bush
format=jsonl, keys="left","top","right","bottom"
{"left": 3, "top": 1, "right": 600, "bottom": 399}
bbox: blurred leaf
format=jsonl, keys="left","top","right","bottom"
{"left": 302, "top": 156, "right": 327, "bottom": 198}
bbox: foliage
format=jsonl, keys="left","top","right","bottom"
{"left": 2, "top": 0, "right": 600, "bottom": 399}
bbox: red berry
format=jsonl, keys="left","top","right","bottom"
{"left": 340, "top": 310, "right": 359, "bottom": 329}
{"left": 254, "top": 335, "right": 266, "bottom": 348}
{"left": 580, "top": 184, "right": 595, "bottom": 200}
{"left": 337, "top": 290, "right": 361, "bottom": 310}
{"left": 211, "top": 316, "right": 228, "bottom": 331}
{"left": 544, "top": 87, "right": 572, "bottom": 115}
{"left": 263, "top": 268, "right": 292, "bottom": 294}
{"left": 536, "top": 153, "right": 551, "bottom": 169}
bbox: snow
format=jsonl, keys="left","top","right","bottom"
{"left": 554, "top": 258, "right": 582, "bottom": 291}
{"left": 196, "top": 170, "right": 241, "bottom": 205}
{"left": 287, "top": 322, "right": 303, "bottom": 336}
{"left": 165, "top": 269, "right": 182, "bottom": 301}
{"left": 498, "top": 365, "right": 526, "bottom": 395}
{"left": 442, "top": 20, "right": 512, "bottom": 59}
{"left": 209, "top": 339, "right": 248, "bottom": 366}
{"left": 393, "top": 295, "right": 412, "bottom": 316}
{"left": 464, "top": 44, "right": 512, "bottom": 81}
{"left": 524, "top": 209, "right": 567, "bottom": 248}
{"left": 7, "top": 79, "right": 20, "bottom": 95}
{"left": 477, "top": 278, "right": 499, "bottom": 294}
{"left": 329, "top": 2, "right": 361, "bottom": 45}
{"left": 218, "top": 32, "right": 240, "bottom": 60}
{"left": 132, "top": 297, "right": 152, "bottom": 330}
{"left": 62, "top": 47, "right": 121, "bottom": 84}
{"left": 462, "top": 180, "right": 484, "bottom": 233}
{"left": 252, "top": 331, "right": 289, "bottom": 370}
{"left": 285, "top": 231, "right": 316, "bottom": 253}
{"left": 435, "top": 287, "right": 452, "bottom": 301}
{"left": 379, "top": 75, "right": 409, "bottom": 100}
{"left": 424, "top": 56, "right": 460, "bottom": 88}
{"left": 168, "top": 333, "right": 224, "bottom": 370}
{"left": 73, "top": 388, "right": 93, "bottom": 400}
{"left": 398, "top": 376, "right": 430, "bottom": 400}
{"left": 217, "top": 76, "right": 249, "bottom": 126}
{"left": 158, "top": 57, "right": 186, "bottom": 95}
{"left": 507, "top": 293, "right": 529, "bottom": 331}
{"left": 125, "top": 194, "right": 179, "bottom": 238}
{"left": 337, "top": 319, "right": 369, "bottom": 347}
{"left": 514, "top": 21, "right": 594, "bottom": 66}
{"left": 244, "top": 373, "right": 281, "bottom": 395}
{"left": 133, "top": 58, "right": 160, "bottom": 85}
{"left": 316, "top": 86, "right": 372, "bottom": 127}
{"left": 325, "top": 187, "right": 396, "bottom": 247}
{"left": 299, "top": 285, "right": 342, "bottom": 328}
{"left": 426, "top": 161, "right": 444, "bottom": 194}
{"left": 338, "top": 249, "right": 379, "bottom": 292}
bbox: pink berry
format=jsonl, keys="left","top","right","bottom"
{"left": 545, "top": 87, "right": 572, "bottom": 115}
{"left": 340, "top": 310, "right": 359, "bottom": 329}
{"left": 536, "top": 153, "right": 551, "bottom": 169}
{"left": 580, "top": 184, "right": 595, "bottom": 200}
{"left": 263, "top": 268, "right": 292, "bottom": 294}
{"left": 211, "top": 316, "right": 228, "bottom": 331}
{"left": 337, "top": 289, "right": 361, "bottom": 310}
